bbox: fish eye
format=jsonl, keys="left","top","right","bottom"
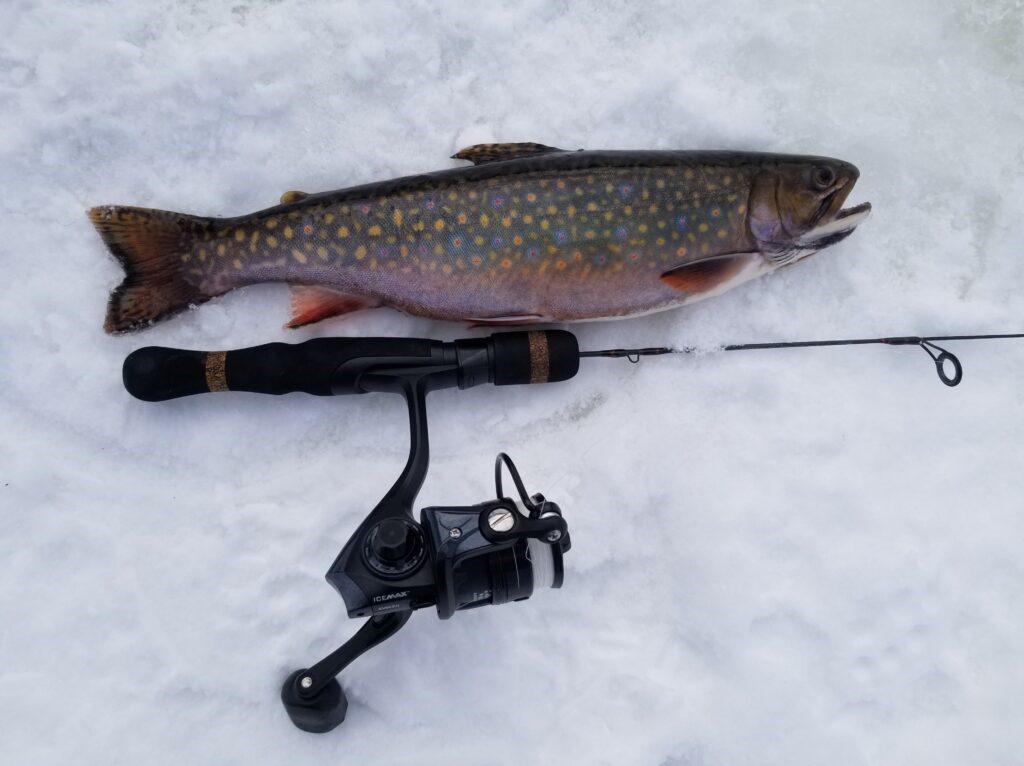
{"left": 811, "top": 166, "right": 836, "bottom": 190}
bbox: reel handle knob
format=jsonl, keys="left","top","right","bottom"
{"left": 280, "top": 670, "right": 348, "bottom": 734}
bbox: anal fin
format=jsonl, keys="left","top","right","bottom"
{"left": 452, "top": 143, "right": 565, "bottom": 165}
{"left": 660, "top": 253, "right": 763, "bottom": 295}
{"left": 286, "top": 286, "right": 378, "bottom": 328}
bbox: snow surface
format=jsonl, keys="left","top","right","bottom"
{"left": 3, "top": 1, "right": 1024, "bottom": 764}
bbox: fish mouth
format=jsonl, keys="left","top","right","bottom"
{"left": 796, "top": 200, "right": 872, "bottom": 249}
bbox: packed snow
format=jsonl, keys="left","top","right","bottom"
{"left": 3, "top": 1, "right": 1024, "bottom": 764}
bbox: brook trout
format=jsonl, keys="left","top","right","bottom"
{"left": 89, "top": 143, "right": 870, "bottom": 333}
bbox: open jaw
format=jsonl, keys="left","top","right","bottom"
{"left": 796, "top": 201, "right": 873, "bottom": 249}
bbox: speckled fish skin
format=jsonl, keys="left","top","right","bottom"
{"left": 89, "top": 145, "right": 871, "bottom": 332}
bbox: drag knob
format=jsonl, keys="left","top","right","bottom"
{"left": 364, "top": 519, "right": 425, "bottom": 577}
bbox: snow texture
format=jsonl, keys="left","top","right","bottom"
{"left": 3, "top": 1, "right": 1024, "bottom": 764}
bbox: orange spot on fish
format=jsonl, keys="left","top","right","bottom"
{"left": 434, "top": 219, "right": 445, "bottom": 232}
{"left": 501, "top": 258, "right": 512, "bottom": 269}
{"left": 555, "top": 260, "right": 566, "bottom": 270}
{"left": 284, "top": 225, "right": 294, "bottom": 239}
{"left": 355, "top": 245, "right": 367, "bottom": 259}
{"left": 368, "top": 225, "right": 381, "bottom": 236}
{"left": 303, "top": 224, "right": 314, "bottom": 235}
{"left": 392, "top": 210, "right": 403, "bottom": 226}
{"left": 442, "top": 264, "right": 453, "bottom": 274}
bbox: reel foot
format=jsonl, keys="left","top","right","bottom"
{"left": 281, "top": 669, "right": 348, "bottom": 733}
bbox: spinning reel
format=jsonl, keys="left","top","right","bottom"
{"left": 281, "top": 452, "right": 568, "bottom": 732}
{"left": 123, "top": 330, "right": 577, "bottom": 732}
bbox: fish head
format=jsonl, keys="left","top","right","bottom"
{"left": 748, "top": 157, "right": 871, "bottom": 267}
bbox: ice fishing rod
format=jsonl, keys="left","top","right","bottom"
{"left": 120, "top": 327, "right": 1020, "bottom": 734}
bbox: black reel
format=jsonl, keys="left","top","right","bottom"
{"left": 282, "top": 450, "right": 570, "bottom": 733}
{"left": 273, "top": 349, "right": 576, "bottom": 733}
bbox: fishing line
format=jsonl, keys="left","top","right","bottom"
{"left": 580, "top": 333, "right": 1024, "bottom": 387}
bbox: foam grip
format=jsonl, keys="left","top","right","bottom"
{"left": 491, "top": 330, "right": 580, "bottom": 385}
{"left": 122, "top": 338, "right": 437, "bottom": 401}
{"left": 122, "top": 346, "right": 210, "bottom": 401}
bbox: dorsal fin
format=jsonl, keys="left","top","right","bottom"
{"left": 451, "top": 142, "right": 565, "bottom": 165}
{"left": 280, "top": 190, "right": 308, "bottom": 204}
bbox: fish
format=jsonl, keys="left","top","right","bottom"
{"left": 89, "top": 142, "right": 871, "bottom": 333}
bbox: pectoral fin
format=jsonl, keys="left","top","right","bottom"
{"left": 659, "top": 253, "right": 763, "bottom": 295}
{"left": 452, "top": 142, "right": 565, "bottom": 165}
{"left": 286, "top": 286, "right": 379, "bottom": 328}
{"left": 280, "top": 190, "right": 308, "bottom": 204}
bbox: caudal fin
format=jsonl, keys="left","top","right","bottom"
{"left": 88, "top": 206, "right": 210, "bottom": 333}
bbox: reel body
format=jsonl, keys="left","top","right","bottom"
{"left": 284, "top": 456, "right": 569, "bottom": 733}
